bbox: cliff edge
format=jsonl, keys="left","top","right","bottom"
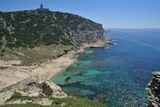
{"left": 147, "top": 71, "right": 160, "bottom": 107}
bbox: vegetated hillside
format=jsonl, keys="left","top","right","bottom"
{"left": 0, "top": 9, "right": 104, "bottom": 49}
{"left": 0, "top": 9, "right": 104, "bottom": 65}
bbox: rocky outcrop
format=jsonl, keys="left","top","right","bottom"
{"left": 147, "top": 71, "right": 160, "bottom": 107}
{"left": 0, "top": 76, "right": 67, "bottom": 105}
{"left": 88, "top": 38, "right": 112, "bottom": 48}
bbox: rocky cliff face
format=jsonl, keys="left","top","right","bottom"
{"left": 147, "top": 71, "right": 160, "bottom": 107}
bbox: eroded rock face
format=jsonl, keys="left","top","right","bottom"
{"left": 0, "top": 76, "right": 67, "bottom": 105}
{"left": 147, "top": 71, "right": 160, "bottom": 107}
{"left": 41, "top": 80, "right": 67, "bottom": 98}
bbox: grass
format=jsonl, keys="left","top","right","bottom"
{"left": 56, "top": 97, "right": 107, "bottom": 107}
{"left": 5, "top": 92, "right": 35, "bottom": 102}
{"left": 0, "top": 45, "right": 72, "bottom": 66}
{"left": 3, "top": 92, "right": 107, "bottom": 107}
{"left": 20, "top": 51, "right": 55, "bottom": 66}
{"left": 0, "top": 104, "right": 46, "bottom": 107}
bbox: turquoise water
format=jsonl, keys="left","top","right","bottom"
{"left": 53, "top": 29, "right": 160, "bottom": 107}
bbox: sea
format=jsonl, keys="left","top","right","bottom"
{"left": 53, "top": 29, "right": 160, "bottom": 107}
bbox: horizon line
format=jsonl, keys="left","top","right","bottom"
{"left": 105, "top": 28, "right": 160, "bottom": 29}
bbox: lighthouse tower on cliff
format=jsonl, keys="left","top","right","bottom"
{"left": 37, "top": 3, "right": 49, "bottom": 12}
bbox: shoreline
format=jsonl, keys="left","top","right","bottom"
{"left": 0, "top": 39, "right": 112, "bottom": 105}
{"left": 0, "top": 49, "right": 77, "bottom": 90}
{"left": 0, "top": 39, "right": 111, "bottom": 91}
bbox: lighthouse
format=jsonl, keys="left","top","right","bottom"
{"left": 37, "top": 3, "right": 49, "bottom": 12}
{"left": 40, "top": 3, "right": 44, "bottom": 8}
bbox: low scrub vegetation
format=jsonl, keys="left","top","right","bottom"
{"left": 3, "top": 92, "right": 106, "bottom": 107}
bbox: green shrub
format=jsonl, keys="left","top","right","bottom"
{"left": 3, "top": 95, "right": 107, "bottom": 107}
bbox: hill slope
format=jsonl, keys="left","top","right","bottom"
{"left": 0, "top": 9, "right": 104, "bottom": 49}
{"left": 0, "top": 9, "right": 106, "bottom": 65}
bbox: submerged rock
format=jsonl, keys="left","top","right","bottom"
{"left": 93, "top": 93, "right": 107, "bottom": 103}
{"left": 65, "top": 76, "right": 71, "bottom": 82}
{"left": 146, "top": 71, "right": 160, "bottom": 107}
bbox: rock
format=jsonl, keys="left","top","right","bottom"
{"left": 88, "top": 39, "right": 112, "bottom": 48}
{"left": 41, "top": 80, "right": 67, "bottom": 98}
{"left": 0, "top": 76, "right": 67, "bottom": 105}
{"left": 93, "top": 93, "right": 107, "bottom": 103}
{"left": 147, "top": 71, "right": 160, "bottom": 107}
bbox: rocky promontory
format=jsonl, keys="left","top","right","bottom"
{"left": 0, "top": 5, "right": 110, "bottom": 107}
{"left": 147, "top": 71, "right": 160, "bottom": 107}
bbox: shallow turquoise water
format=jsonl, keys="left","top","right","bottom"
{"left": 53, "top": 29, "right": 160, "bottom": 107}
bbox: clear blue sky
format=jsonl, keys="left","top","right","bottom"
{"left": 0, "top": 0, "right": 160, "bottom": 28}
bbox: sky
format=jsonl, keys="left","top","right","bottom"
{"left": 0, "top": 0, "right": 160, "bottom": 28}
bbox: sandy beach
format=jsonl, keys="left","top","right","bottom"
{"left": 0, "top": 50, "right": 77, "bottom": 90}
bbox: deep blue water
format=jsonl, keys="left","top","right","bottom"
{"left": 53, "top": 29, "right": 160, "bottom": 107}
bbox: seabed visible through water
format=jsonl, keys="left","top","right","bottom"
{"left": 53, "top": 29, "right": 160, "bottom": 107}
